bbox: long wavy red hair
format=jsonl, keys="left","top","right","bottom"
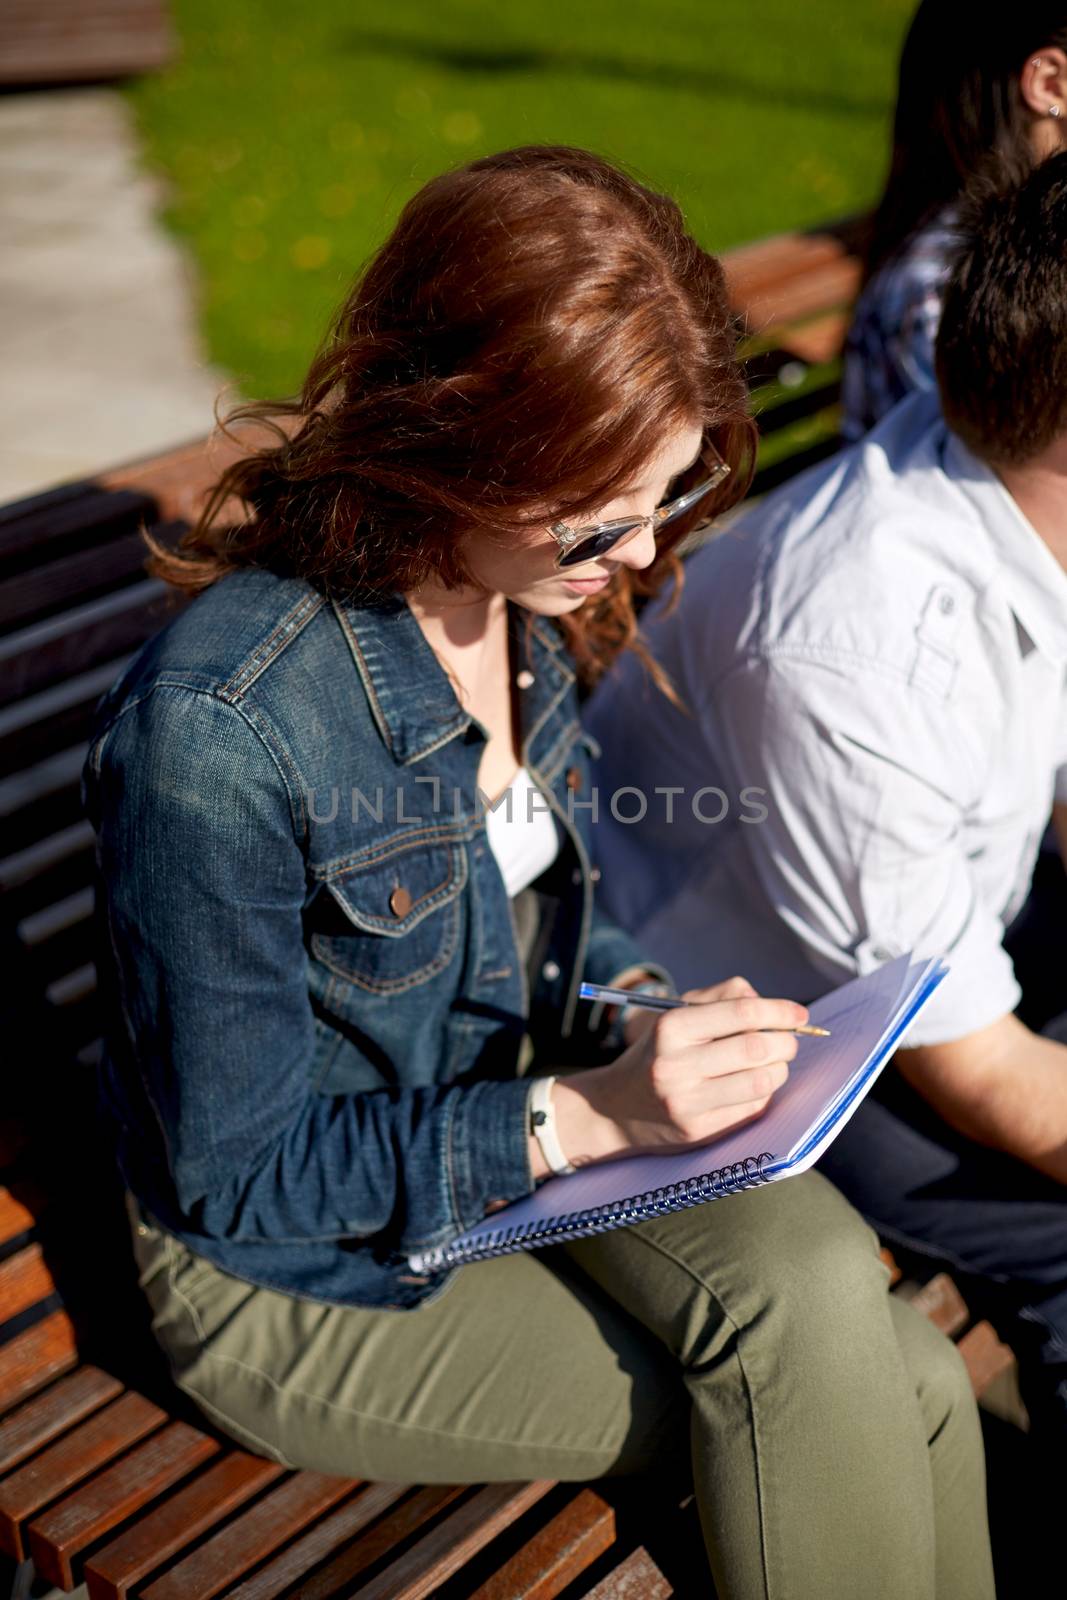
{"left": 147, "top": 145, "right": 755, "bottom": 687}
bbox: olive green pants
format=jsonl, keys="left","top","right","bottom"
{"left": 128, "top": 1174, "right": 994, "bottom": 1600}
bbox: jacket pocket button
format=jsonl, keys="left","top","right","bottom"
{"left": 565, "top": 767, "right": 581, "bottom": 791}
{"left": 542, "top": 960, "right": 561, "bottom": 980}
{"left": 389, "top": 886, "right": 413, "bottom": 917}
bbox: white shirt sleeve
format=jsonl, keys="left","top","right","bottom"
{"left": 709, "top": 652, "right": 1021, "bottom": 1046}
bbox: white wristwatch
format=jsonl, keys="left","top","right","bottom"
{"left": 528, "top": 1075, "right": 575, "bottom": 1177}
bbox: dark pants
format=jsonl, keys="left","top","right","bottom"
{"left": 817, "top": 849, "right": 1067, "bottom": 1442}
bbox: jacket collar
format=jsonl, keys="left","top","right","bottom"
{"left": 334, "top": 594, "right": 573, "bottom": 767}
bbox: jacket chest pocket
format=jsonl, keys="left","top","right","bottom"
{"left": 310, "top": 839, "right": 468, "bottom": 994}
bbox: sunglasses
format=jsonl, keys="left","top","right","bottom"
{"left": 548, "top": 445, "right": 731, "bottom": 570}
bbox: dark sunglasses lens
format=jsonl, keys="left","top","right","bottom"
{"left": 557, "top": 521, "right": 643, "bottom": 569}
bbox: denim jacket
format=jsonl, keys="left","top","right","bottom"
{"left": 82, "top": 567, "right": 659, "bottom": 1309}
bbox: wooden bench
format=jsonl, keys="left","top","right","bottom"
{"left": 0, "top": 0, "right": 174, "bottom": 88}
{"left": 0, "top": 220, "right": 1019, "bottom": 1600}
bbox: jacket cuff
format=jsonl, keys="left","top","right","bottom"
{"left": 583, "top": 962, "right": 676, "bottom": 1038}
{"left": 446, "top": 1075, "right": 536, "bottom": 1234}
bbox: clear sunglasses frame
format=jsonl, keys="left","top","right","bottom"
{"left": 548, "top": 444, "right": 732, "bottom": 570}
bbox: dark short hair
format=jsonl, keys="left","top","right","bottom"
{"left": 936, "top": 151, "right": 1067, "bottom": 464}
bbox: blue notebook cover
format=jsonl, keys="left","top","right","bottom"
{"left": 410, "top": 953, "right": 948, "bottom": 1273}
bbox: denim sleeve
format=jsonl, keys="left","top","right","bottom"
{"left": 85, "top": 685, "right": 533, "bottom": 1255}
{"left": 583, "top": 901, "right": 674, "bottom": 992}
{"left": 577, "top": 901, "right": 675, "bottom": 1041}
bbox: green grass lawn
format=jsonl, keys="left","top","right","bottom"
{"left": 127, "top": 0, "right": 916, "bottom": 399}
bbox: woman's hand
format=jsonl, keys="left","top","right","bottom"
{"left": 549, "top": 977, "right": 806, "bottom": 1169}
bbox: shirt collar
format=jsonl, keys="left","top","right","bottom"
{"left": 334, "top": 593, "right": 571, "bottom": 766}
{"left": 942, "top": 430, "right": 1067, "bottom": 666}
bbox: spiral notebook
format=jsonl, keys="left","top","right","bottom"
{"left": 410, "top": 952, "right": 948, "bottom": 1273}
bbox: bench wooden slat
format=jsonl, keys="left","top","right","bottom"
{"left": 0, "top": 489, "right": 156, "bottom": 573}
{"left": 0, "top": 579, "right": 178, "bottom": 709}
{"left": 220, "top": 1482, "right": 409, "bottom": 1600}
{"left": 0, "top": 819, "right": 95, "bottom": 901}
{"left": 0, "top": 1246, "right": 56, "bottom": 1328}
{"left": 467, "top": 1487, "right": 616, "bottom": 1600}
{"left": 0, "top": 0, "right": 174, "bottom": 86}
{"left": 100, "top": 428, "right": 282, "bottom": 528}
{"left": 0, "top": 531, "right": 152, "bottom": 637}
{"left": 139, "top": 1470, "right": 355, "bottom": 1600}
{"left": 17, "top": 885, "right": 94, "bottom": 953}
{"left": 353, "top": 1480, "right": 555, "bottom": 1600}
{"left": 27, "top": 1419, "right": 220, "bottom": 1591}
{"left": 738, "top": 258, "right": 861, "bottom": 338}
{"left": 899, "top": 1274, "right": 970, "bottom": 1340}
{"left": 0, "top": 1190, "right": 44, "bottom": 1252}
{"left": 0, "top": 662, "right": 131, "bottom": 781}
{"left": 291, "top": 1486, "right": 467, "bottom": 1600}
{"left": 772, "top": 311, "right": 851, "bottom": 367}
{"left": 724, "top": 230, "right": 855, "bottom": 301}
{"left": 958, "top": 1321, "right": 1017, "bottom": 1397}
{"left": 0, "top": 1390, "right": 166, "bottom": 1559}
{"left": 84, "top": 1451, "right": 287, "bottom": 1600}
{"left": 0, "top": 746, "right": 88, "bottom": 853}
{"left": 0, "top": 1368, "right": 123, "bottom": 1478}
{"left": 578, "top": 1545, "right": 673, "bottom": 1600}
{"left": 0, "top": 1310, "right": 78, "bottom": 1415}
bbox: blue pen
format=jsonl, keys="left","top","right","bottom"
{"left": 578, "top": 982, "right": 831, "bottom": 1036}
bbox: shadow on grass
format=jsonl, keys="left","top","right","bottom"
{"left": 336, "top": 27, "right": 890, "bottom": 121}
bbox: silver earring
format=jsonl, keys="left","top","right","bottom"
{"left": 1050, "top": 104, "right": 1062, "bottom": 117}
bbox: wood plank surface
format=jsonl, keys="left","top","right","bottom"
{"left": 0, "top": 1368, "right": 122, "bottom": 1477}
{"left": 0, "top": 0, "right": 174, "bottom": 85}
{"left": 0, "top": 580, "right": 178, "bottom": 708}
{"left": 899, "top": 1273, "right": 970, "bottom": 1340}
{"left": 28, "top": 1420, "right": 220, "bottom": 1590}
{"left": 0, "top": 1189, "right": 44, "bottom": 1250}
{"left": 0, "top": 1391, "right": 165, "bottom": 1559}
{"left": 579, "top": 1546, "right": 673, "bottom": 1600}
{"left": 351, "top": 1480, "right": 554, "bottom": 1600}
{"left": 140, "top": 1471, "right": 355, "bottom": 1600}
{"left": 0, "top": 1311, "right": 78, "bottom": 1415}
{"left": 958, "top": 1321, "right": 1017, "bottom": 1398}
{"left": 291, "top": 1486, "right": 467, "bottom": 1600}
{"left": 221, "top": 1483, "right": 409, "bottom": 1600}
{"left": 0, "top": 1245, "right": 56, "bottom": 1327}
{"left": 468, "top": 1488, "right": 616, "bottom": 1600}
{"left": 84, "top": 1451, "right": 286, "bottom": 1600}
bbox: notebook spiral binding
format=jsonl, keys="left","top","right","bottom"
{"left": 412, "top": 1152, "right": 776, "bottom": 1274}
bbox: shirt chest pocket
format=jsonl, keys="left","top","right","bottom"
{"left": 310, "top": 839, "right": 468, "bottom": 994}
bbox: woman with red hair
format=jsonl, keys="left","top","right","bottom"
{"left": 84, "top": 147, "right": 993, "bottom": 1596}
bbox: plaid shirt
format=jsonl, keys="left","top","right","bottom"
{"left": 840, "top": 212, "right": 958, "bottom": 442}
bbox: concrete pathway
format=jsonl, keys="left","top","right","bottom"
{"left": 0, "top": 87, "right": 224, "bottom": 504}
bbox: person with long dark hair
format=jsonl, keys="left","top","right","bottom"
{"left": 83, "top": 147, "right": 993, "bottom": 1598}
{"left": 841, "top": 1, "right": 1067, "bottom": 439}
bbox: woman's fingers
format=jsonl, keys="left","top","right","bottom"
{"left": 651, "top": 1057, "right": 791, "bottom": 1142}
{"left": 660, "top": 993, "right": 809, "bottom": 1046}
{"left": 680, "top": 975, "right": 759, "bottom": 1005}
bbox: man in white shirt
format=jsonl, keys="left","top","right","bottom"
{"left": 586, "top": 157, "right": 1067, "bottom": 1441}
